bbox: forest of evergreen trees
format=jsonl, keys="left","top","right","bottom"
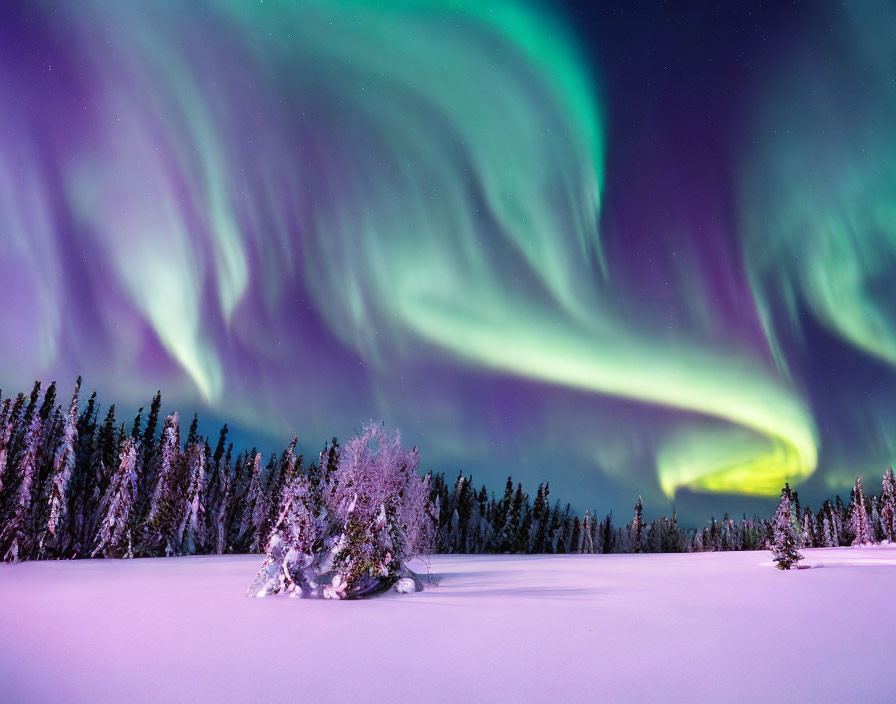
{"left": 432, "top": 470, "right": 896, "bottom": 555}
{"left": 0, "top": 378, "right": 893, "bottom": 563}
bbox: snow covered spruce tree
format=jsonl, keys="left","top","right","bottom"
{"left": 246, "top": 466, "right": 322, "bottom": 598}
{"left": 771, "top": 484, "right": 803, "bottom": 570}
{"left": 143, "top": 412, "right": 182, "bottom": 556}
{"left": 880, "top": 467, "right": 896, "bottom": 544}
{"left": 0, "top": 412, "right": 42, "bottom": 562}
{"left": 0, "top": 399, "right": 13, "bottom": 497}
{"left": 581, "top": 509, "right": 595, "bottom": 554}
{"left": 237, "top": 452, "right": 268, "bottom": 553}
{"left": 632, "top": 495, "right": 644, "bottom": 552}
{"left": 39, "top": 378, "right": 80, "bottom": 557}
{"left": 849, "top": 476, "right": 872, "bottom": 546}
{"left": 92, "top": 434, "right": 139, "bottom": 558}
{"left": 175, "top": 441, "right": 206, "bottom": 555}
{"left": 247, "top": 423, "right": 435, "bottom": 599}
{"left": 213, "top": 470, "right": 233, "bottom": 555}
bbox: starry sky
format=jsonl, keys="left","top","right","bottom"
{"left": 1, "top": 0, "right": 894, "bottom": 523}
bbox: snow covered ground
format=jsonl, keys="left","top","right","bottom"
{"left": 2, "top": 547, "right": 895, "bottom": 703}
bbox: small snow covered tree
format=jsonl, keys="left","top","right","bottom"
{"left": 1, "top": 413, "right": 42, "bottom": 562}
{"left": 799, "top": 508, "right": 814, "bottom": 548}
{"left": 396, "top": 448, "right": 436, "bottom": 567}
{"left": 581, "top": 509, "right": 595, "bottom": 554}
{"left": 632, "top": 495, "right": 644, "bottom": 552}
{"left": 821, "top": 515, "right": 834, "bottom": 547}
{"left": 175, "top": 442, "right": 206, "bottom": 555}
{"left": 92, "top": 435, "right": 139, "bottom": 558}
{"left": 771, "top": 484, "right": 803, "bottom": 570}
{"left": 849, "top": 476, "right": 872, "bottom": 546}
{"left": 144, "top": 412, "right": 181, "bottom": 555}
{"left": 267, "top": 435, "right": 299, "bottom": 530}
{"left": 214, "top": 472, "right": 233, "bottom": 555}
{"left": 247, "top": 465, "right": 327, "bottom": 598}
{"left": 824, "top": 501, "right": 841, "bottom": 547}
{"left": 40, "top": 379, "right": 80, "bottom": 556}
{"left": 0, "top": 399, "right": 12, "bottom": 496}
{"left": 237, "top": 452, "right": 268, "bottom": 552}
{"left": 881, "top": 468, "right": 896, "bottom": 543}
{"left": 871, "top": 496, "right": 882, "bottom": 543}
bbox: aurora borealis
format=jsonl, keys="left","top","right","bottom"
{"left": 1, "top": 0, "right": 894, "bottom": 521}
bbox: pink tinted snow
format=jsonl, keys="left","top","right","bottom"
{"left": 1, "top": 548, "right": 895, "bottom": 703}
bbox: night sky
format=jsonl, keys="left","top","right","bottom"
{"left": 1, "top": 0, "right": 894, "bottom": 523}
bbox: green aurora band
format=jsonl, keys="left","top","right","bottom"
{"left": 743, "top": 1, "right": 896, "bottom": 489}
{"left": 745, "top": 2, "right": 896, "bottom": 370}
{"left": 25, "top": 0, "right": 896, "bottom": 502}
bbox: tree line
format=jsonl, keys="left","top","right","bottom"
{"left": 431, "top": 470, "right": 896, "bottom": 556}
{"left": 0, "top": 378, "right": 893, "bottom": 563}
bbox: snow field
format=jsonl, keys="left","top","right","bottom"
{"left": 1, "top": 548, "right": 895, "bottom": 703}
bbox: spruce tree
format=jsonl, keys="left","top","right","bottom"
{"left": 41, "top": 378, "right": 80, "bottom": 556}
{"left": 204, "top": 440, "right": 230, "bottom": 547}
{"left": 834, "top": 495, "right": 846, "bottom": 542}
{"left": 212, "top": 424, "right": 228, "bottom": 472}
{"left": 801, "top": 508, "right": 816, "bottom": 548}
{"left": 771, "top": 484, "right": 803, "bottom": 569}
{"left": 825, "top": 501, "right": 841, "bottom": 546}
{"left": 144, "top": 412, "right": 181, "bottom": 555}
{"left": 632, "top": 495, "right": 644, "bottom": 552}
{"left": 533, "top": 483, "right": 551, "bottom": 552}
{"left": 455, "top": 474, "right": 473, "bottom": 551}
{"left": 545, "top": 501, "right": 562, "bottom": 553}
{"left": 476, "top": 485, "right": 492, "bottom": 550}
{"left": 493, "top": 476, "right": 514, "bottom": 549}
{"left": 37, "top": 381, "right": 55, "bottom": 424}
{"left": 214, "top": 471, "right": 233, "bottom": 555}
{"left": 1, "top": 413, "right": 42, "bottom": 562}
{"left": 881, "top": 467, "right": 896, "bottom": 543}
{"left": 849, "top": 476, "right": 872, "bottom": 546}
{"left": 80, "top": 405, "right": 117, "bottom": 550}
{"left": 130, "top": 407, "right": 143, "bottom": 441}
{"left": 822, "top": 515, "right": 834, "bottom": 547}
{"left": 871, "top": 496, "right": 882, "bottom": 543}
{"left": 23, "top": 381, "right": 40, "bottom": 429}
{"left": 246, "top": 471, "right": 320, "bottom": 598}
{"left": 0, "top": 399, "right": 12, "bottom": 495}
{"left": 599, "top": 512, "right": 614, "bottom": 554}
{"left": 186, "top": 414, "right": 199, "bottom": 447}
{"left": 267, "top": 436, "right": 298, "bottom": 530}
{"left": 142, "top": 391, "right": 162, "bottom": 454}
{"left": 175, "top": 442, "right": 206, "bottom": 555}
{"left": 238, "top": 452, "right": 267, "bottom": 552}
{"left": 572, "top": 516, "right": 582, "bottom": 553}
{"left": 97, "top": 405, "right": 118, "bottom": 473}
{"left": 92, "top": 436, "right": 139, "bottom": 558}
{"left": 557, "top": 503, "right": 572, "bottom": 553}
{"left": 662, "top": 511, "right": 683, "bottom": 552}
{"left": 498, "top": 483, "right": 524, "bottom": 553}
{"left": 515, "top": 495, "right": 531, "bottom": 554}
{"left": 67, "top": 390, "right": 97, "bottom": 555}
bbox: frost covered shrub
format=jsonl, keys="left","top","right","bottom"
{"left": 247, "top": 423, "right": 435, "bottom": 600}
